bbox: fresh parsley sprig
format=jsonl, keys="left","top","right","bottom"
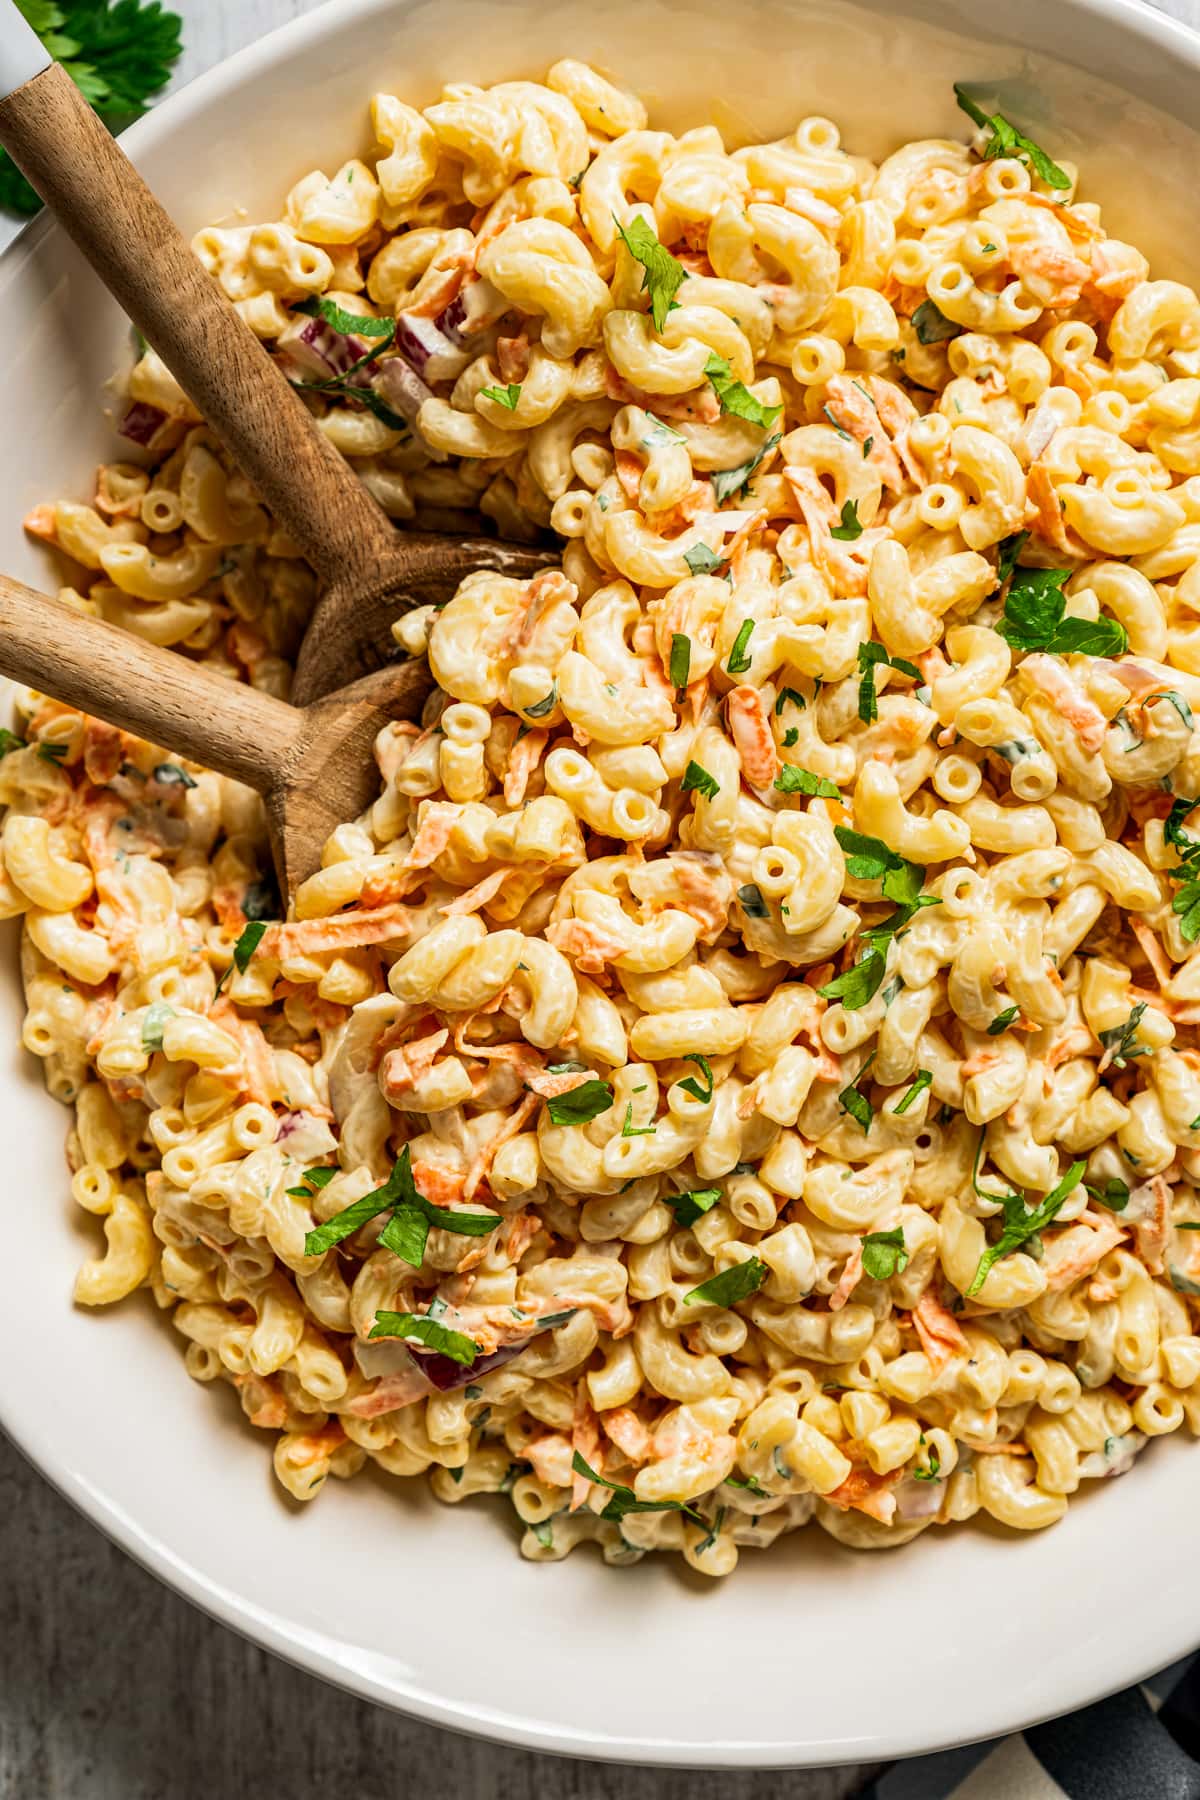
{"left": 2, "top": 1, "right": 185, "bottom": 216}
{"left": 546, "top": 1079, "right": 615, "bottom": 1126}
{"left": 838, "top": 1052, "right": 876, "bottom": 1132}
{"left": 830, "top": 500, "right": 863, "bottom": 540}
{"left": 862, "top": 1227, "right": 909, "bottom": 1280}
{"left": 1164, "top": 798, "right": 1200, "bottom": 941}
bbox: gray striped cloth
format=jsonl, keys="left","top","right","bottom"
{"left": 860, "top": 1657, "right": 1200, "bottom": 1798}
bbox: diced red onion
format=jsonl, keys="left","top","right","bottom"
{"left": 374, "top": 355, "right": 434, "bottom": 425}
{"left": 119, "top": 401, "right": 168, "bottom": 447}
{"left": 394, "top": 311, "right": 471, "bottom": 383}
{"left": 278, "top": 315, "right": 369, "bottom": 381}
{"left": 405, "top": 1338, "right": 527, "bottom": 1393}
{"left": 434, "top": 276, "right": 507, "bottom": 345}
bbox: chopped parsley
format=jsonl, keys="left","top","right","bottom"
{"left": 1164, "top": 798, "right": 1200, "bottom": 940}
{"left": 303, "top": 1144, "right": 497, "bottom": 1264}
{"left": 829, "top": 499, "right": 863, "bottom": 541}
{"left": 912, "top": 299, "right": 961, "bottom": 344}
{"left": 369, "top": 1310, "right": 479, "bottom": 1365}
{"left": 857, "top": 641, "right": 921, "bottom": 724}
{"left": 285, "top": 1166, "right": 336, "bottom": 1200}
{"left": 213, "top": 919, "right": 268, "bottom": 997}
{"left": 684, "top": 1257, "right": 767, "bottom": 1308}
{"left": 1086, "top": 1178, "right": 1130, "bottom": 1213}
{"left": 954, "top": 84, "right": 1071, "bottom": 190}
{"left": 987, "top": 1006, "right": 1020, "bottom": 1035}
{"left": 683, "top": 544, "right": 723, "bottom": 578}
{"left": 296, "top": 294, "right": 396, "bottom": 339}
{"left": 525, "top": 685, "right": 558, "bottom": 718}
{"left": 861, "top": 1226, "right": 909, "bottom": 1280}
{"left": 775, "top": 687, "right": 807, "bottom": 715}
{"left": 775, "top": 765, "right": 841, "bottom": 799}
{"left": 997, "top": 565, "right": 1127, "bottom": 658}
{"left": 711, "top": 432, "right": 781, "bottom": 504}
{"left": 479, "top": 382, "right": 522, "bottom": 410}
{"left": 838, "top": 1051, "right": 876, "bottom": 1132}
{"left": 546, "top": 1079, "right": 615, "bottom": 1126}
{"left": 668, "top": 1186, "right": 722, "bottom": 1227}
{"left": 726, "top": 619, "right": 755, "bottom": 675}
{"left": 679, "top": 1053, "right": 714, "bottom": 1104}
{"left": 681, "top": 761, "right": 720, "bottom": 801}
{"left": 669, "top": 632, "right": 692, "bottom": 691}
{"left": 819, "top": 951, "right": 887, "bottom": 1012}
{"left": 621, "top": 1102, "right": 656, "bottom": 1138}
{"left": 894, "top": 1069, "right": 932, "bottom": 1114}
{"left": 966, "top": 1159, "right": 1085, "bottom": 1296}
{"left": 572, "top": 1451, "right": 704, "bottom": 1524}
{"left": 737, "top": 883, "right": 768, "bottom": 918}
{"left": 704, "top": 352, "right": 781, "bottom": 429}
{"left": 1098, "top": 1002, "right": 1148, "bottom": 1070}
{"left": 612, "top": 212, "right": 686, "bottom": 330}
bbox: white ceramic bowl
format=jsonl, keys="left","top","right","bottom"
{"left": 4, "top": 0, "right": 1200, "bottom": 1766}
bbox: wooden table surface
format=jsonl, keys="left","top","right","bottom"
{"left": 0, "top": 0, "right": 1194, "bottom": 1792}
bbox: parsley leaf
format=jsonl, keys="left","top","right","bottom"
{"left": 830, "top": 499, "right": 863, "bottom": 541}
{"left": 524, "top": 685, "right": 558, "bottom": 720}
{"left": 684, "top": 1257, "right": 767, "bottom": 1308}
{"left": 737, "top": 883, "right": 768, "bottom": 919}
{"left": 546, "top": 1079, "right": 614, "bottom": 1126}
{"left": 819, "top": 950, "right": 887, "bottom": 1011}
{"left": 1098, "top": 1002, "right": 1148, "bottom": 1070}
{"left": 682, "top": 761, "right": 720, "bottom": 801}
{"left": 913, "top": 1443, "right": 941, "bottom": 1482}
{"left": 775, "top": 765, "right": 841, "bottom": 798}
{"left": 726, "top": 619, "right": 755, "bottom": 675}
{"left": 954, "top": 84, "right": 1071, "bottom": 190}
{"left": 1085, "top": 1178, "right": 1130, "bottom": 1213}
{"left": 669, "top": 632, "right": 692, "bottom": 691}
{"left": 2, "top": 2, "right": 185, "bottom": 216}
{"left": 857, "top": 641, "right": 921, "bottom": 723}
{"left": 613, "top": 213, "right": 686, "bottom": 331}
{"left": 998, "top": 565, "right": 1127, "bottom": 657}
{"left": 775, "top": 687, "right": 807, "bottom": 716}
{"left": 667, "top": 1187, "right": 722, "bottom": 1227}
{"left": 571, "top": 1451, "right": 704, "bottom": 1524}
{"left": 912, "top": 298, "right": 961, "bottom": 344}
{"left": 894, "top": 1069, "right": 932, "bottom": 1114}
{"left": 0, "top": 729, "right": 25, "bottom": 757}
{"left": 704, "top": 352, "right": 781, "bottom": 429}
{"left": 683, "top": 545, "right": 723, "bottom": 578}
{"left": 303, "top": 1144, "right": 496, "bottom": 1262}
{"left": 711, "top": 432, "right": 781, "bottom": 504}
{"left": 861, "top": 1226, "right": 909, "bottom": 1280}
{"left": 479, "top": 382, "right": 522, "bottom": 410}
{"left": 966, "top": 1160, "right": 1085, "bottom": 1296}
{"left": 987, "top": 1006, "right": 1020, "bottom": 1035}
{"left": 621, "top": 1102, "right": 656, "bottom": 1138}
{"left": 838, "top": 1051, "right": 875, "bottom": 1132}
{"left": 834, "top": 827, "right": 929, "bottom": 911}
{"left": 679, "top": 1053, "right": 714, "bottom": 1104}
{"left": 295, "top": 294, "right": 395, "bottom": 340}
{"left": 370, "top": 1310, "right": 479, "bottom": 1365}
{"left": 214, "top": 919, "right": 268, "bottom": 996}
{"left": 995, "top": 530, "right": 1029, "bottom": 588}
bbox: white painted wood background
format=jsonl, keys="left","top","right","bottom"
{"left": 1, "top": 0, "right": 1196, "bottom": 1792}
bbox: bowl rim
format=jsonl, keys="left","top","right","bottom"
{"left": 6, "top": 0, "right": 1200, "bottom": 1765}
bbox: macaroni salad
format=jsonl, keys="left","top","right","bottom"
{"left": 14, "top": 64, "right": 1200, "bottom": 1575}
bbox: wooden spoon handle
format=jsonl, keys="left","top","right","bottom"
{"left": 0, "top": 60, "right": 399, "bottom": 592}
{"left": 0, "top": 574, "right": 301, "bottom": 794}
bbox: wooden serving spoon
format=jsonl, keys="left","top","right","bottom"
{"left": 0, "top": 570, "right": 434, "bottom": 897}
{"left": 0, "top": 23, "right": 553, "bottom": 701}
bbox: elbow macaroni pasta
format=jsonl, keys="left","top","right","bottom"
{"left": 16, "top": 65, "right": 1200, "bottom": 1574}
